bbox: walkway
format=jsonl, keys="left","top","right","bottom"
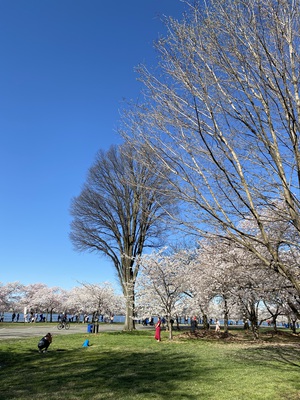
{"left": 0, "top": 322, "right": 150, "bottom": 340}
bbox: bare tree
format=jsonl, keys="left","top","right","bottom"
{"left": 70, "top": 143, "right": 175, "bottom": 330}
{"left": 123, "top": 0, "right": 300, "bottom": 308}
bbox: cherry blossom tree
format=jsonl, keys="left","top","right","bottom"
{"left": 184, "top": 253, "right": 215, "bottom": 331}
{"left": 0, "top": 282, "right": 23, "bottom": 313}
{"left": 123, "top": 0, "right": 300, "bottom": 304}
{"left": 34, "top": 285, "right": 63, "bottom": 322}
{"left": 136, "top": 248, "right": 191, "bottom": 339}
{"left": 199, "top": 239, "right": 264, "bottom": 335}
{"left": 65, "top": 282, "right": 124, "bottom": 322}
{"left": 19, "top": 283, "right": 64, "bottom": 321}
{"left": 63, "top": 287, "right": 86, "bottom": 319}
{"left": 184, "top": 236, "right": 295, "bottom": 338}
{"left": 261, "top": 299, "right": 285, "bottom": 333}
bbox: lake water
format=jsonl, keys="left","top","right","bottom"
{"left": 1, "top": 312, "right": 289, "bottom": 328}
{"left": 1, "top": 312, "right": 125, "bottom": 324}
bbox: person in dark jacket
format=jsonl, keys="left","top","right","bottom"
{"left": 38, "top": 332, "right": 52, "bottom": 353}
{"left": 191, "top": 316, "right": 198, "bottom": 333}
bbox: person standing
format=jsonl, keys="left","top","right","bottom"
{"left": 155, "top": 317, "right": 161, "bottom": 342}
{"left": 215, "top": 319, "right": 221, "bottom": 332}
{"left": 191, "top": 316, "right": 198, "bottom": 332}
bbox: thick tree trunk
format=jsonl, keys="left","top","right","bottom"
{"left": 202, "top": 314, "right": 209, "bottom": 330}
{"left": 124, "top": 283, "right": 135, "bottom": 331}
{"left": 291, "top": 319, "right": 297, "bottom": 334}
{"left": 249, "top": 304, "right": 259, "bottom": 339}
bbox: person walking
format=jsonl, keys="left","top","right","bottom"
{"left": 155, "top": 317, "right": 161, "bottom": 342}
{"left": 215, "top": 319, "right": 221, "bottom": 332}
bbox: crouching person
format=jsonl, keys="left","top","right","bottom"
{"left": 38, "top": 332, "right": 52, "bottom": 353}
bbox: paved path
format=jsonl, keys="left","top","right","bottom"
{"left": 0, "top": 323, "right": 151, "bottom": 340}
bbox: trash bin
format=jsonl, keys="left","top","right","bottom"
{"left": 87, "top": 324, "right": 93, "bottom": 333}
{"left": 92, "top": 323, "right": 99, "bottom": 333}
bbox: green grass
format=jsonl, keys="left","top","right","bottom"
{"left": 0, "top": 329, "right": 299, "bottom": 399}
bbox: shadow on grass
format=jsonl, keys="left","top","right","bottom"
{"left": 0, "top": 336, "right": 206, "bottom": 400}
{"left": 238, "top": 344, "right": 300, "bottom": 369}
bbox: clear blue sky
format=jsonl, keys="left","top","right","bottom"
{"left": 0, "top": 0, "right": 186, "bottom": 290}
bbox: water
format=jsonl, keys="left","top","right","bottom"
{"left": 0, "top": 312, "right": 288, "bottom": 327}
{"left": 1, "top": 312, "right": 125, "bottom": 324}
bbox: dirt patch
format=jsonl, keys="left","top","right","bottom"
{"left": 176, "top": 329, "right": 300, "bottom": 345}
{"left": 177, "top": 330, "right": 237, "bottom": 341}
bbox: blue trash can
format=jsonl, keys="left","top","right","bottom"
{"left": 87, "top": 324, "right": 93, "bottom": 333}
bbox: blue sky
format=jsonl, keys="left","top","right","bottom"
{"left": 0, "top": 0, "right": 186, "bottom": 291}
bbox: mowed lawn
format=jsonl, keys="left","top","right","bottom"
{"left": 0, "top": 328, "right": 299, "bottom": 400}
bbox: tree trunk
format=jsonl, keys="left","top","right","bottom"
{"left": 291, "top": 319, "right": 297, "bottom": 334}
{"left": 249, "top": 304, "right": 259, "bottom": 339}
{"left": 202, "top": 314, "right": 209, "bottom": 330}
{"left": 167, "top": 314, "right": 173, "bottom": 340}
{"left": 124, "top": 283, "right": 135, "bottom": 331}
{"left": 223, "top": 312, "right": 229, "bottom": 334}
{"left": 223, "top": 299, "right": 229, "bottom": 334}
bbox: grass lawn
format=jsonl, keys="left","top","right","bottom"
{"left": 0, "top": 327, "right": 299, "bottom": 399}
